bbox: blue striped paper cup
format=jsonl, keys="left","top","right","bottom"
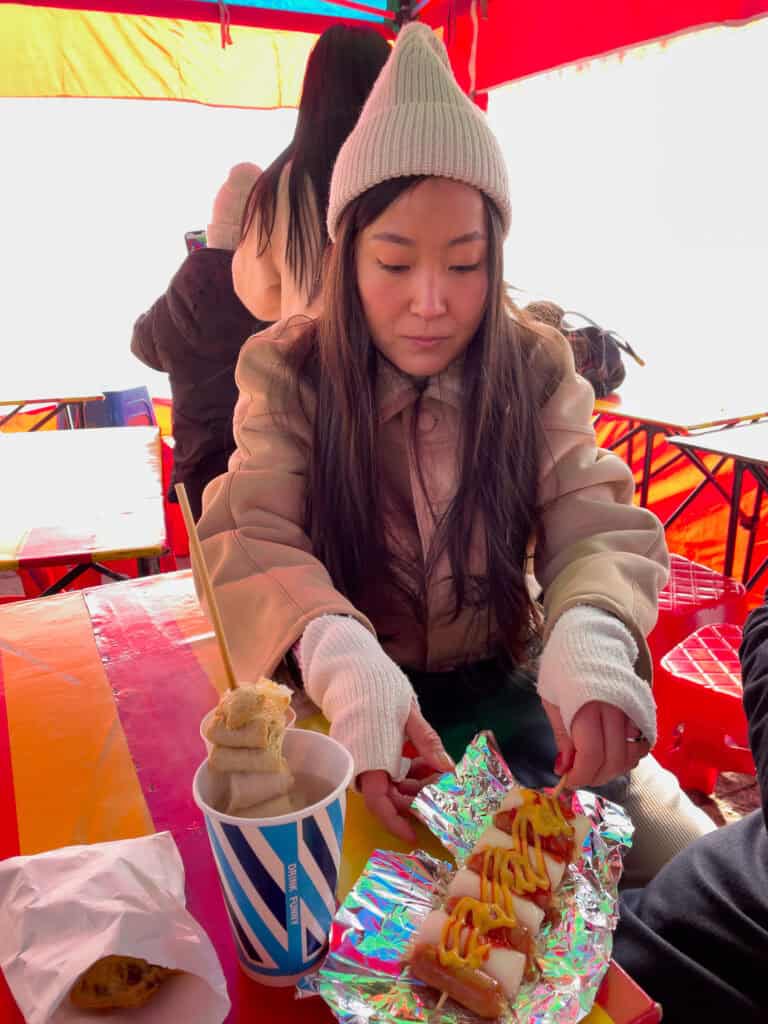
{"left": 193, "top": 729, "right": 354, "bottom": 986}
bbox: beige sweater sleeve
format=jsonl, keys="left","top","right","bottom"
{"left": 538, "top": 605, "right": 657, "bottom": 744}
{"left": 196, "top": 322, "right": 375, "bottom": 682}
{"left": 232, "top": 163, "right": 323, "bottom": 323}
{"left": 299, "top": 615, "right": 414, "bottom": 780}
{"left": 534, "top": 337, "right": 669, "bottom": 684}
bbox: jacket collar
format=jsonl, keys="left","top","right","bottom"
{"left": 376, "top": 353, "right": 464, "bottom": 424}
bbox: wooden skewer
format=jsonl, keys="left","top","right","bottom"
{"left": 551, "top": 773, "right": 569, "bottom": 800}
{"left": 175, "top": 483, "right": 238, "bottom": 692}
{"left": 430, "top": 991, "right": 449, "bottom": 1020}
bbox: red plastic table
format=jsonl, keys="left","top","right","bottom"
{"left": 0, "top": 572, "right": 660, "bottom": 1023}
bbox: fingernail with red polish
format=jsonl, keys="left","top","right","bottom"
{"left": 554, "top": 753, "right": 564, "bottom": 775}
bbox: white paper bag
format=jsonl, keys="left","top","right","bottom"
{"left": 0, "top": 832, "right": 230, "bottom": 1024}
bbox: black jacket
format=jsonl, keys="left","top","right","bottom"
{"left": 131, "top": 248, "right": 267, "bottom": 514}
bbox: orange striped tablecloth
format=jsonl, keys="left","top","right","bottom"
{"left": 0, "top": 426, "right": 166, "bottom": 571}
{"left": 0, "top": 572, "right": 660, "bottom": 1023}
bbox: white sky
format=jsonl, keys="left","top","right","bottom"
{"left": 1, "top": 18, "right": 766, "bottom": 402}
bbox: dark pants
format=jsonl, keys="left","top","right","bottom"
{"left": 405, "top": 659, "right": 560, "bottom": 790}
{"left": 404, "top": 657, "right": 627, "bottom": 803}
{"left": 169, "top": 447, "right": 234, "bottom": 522}
{"left": 615, "top": 812, "right": 768, "bottom": 1023}
{"left": 613, "top": 597, "right": 768, "bottom": 1019}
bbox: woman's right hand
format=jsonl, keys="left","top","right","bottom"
{"left": 358, "top": 704, "right": 454, "bottom": 842}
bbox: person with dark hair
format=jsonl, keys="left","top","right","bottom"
{"left": 197, "top": 25, "right": 712, "bottom": 883}
{"left": 614, "top": 595, "right": 768, "bottom": 1022}
{"left": 232, "top": 24, "right": 390, "bottom": 321}
{"left": 131, "top": 163, "right": 268, "bottom": 521}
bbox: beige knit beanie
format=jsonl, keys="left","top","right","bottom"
{"left": 327, "top": 22, "right": 510, "bottom": 241}
{"left": 206, "top": 162, "right": 261, "bottom": 250}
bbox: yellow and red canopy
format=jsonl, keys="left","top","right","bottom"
{"left": 1, "top": 0, "right": 767, "bottom": 108}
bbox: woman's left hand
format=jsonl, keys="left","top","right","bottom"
{"left": 542, "top": 698, "right": 651, "bottom": 788}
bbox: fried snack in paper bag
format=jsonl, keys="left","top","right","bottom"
{"left": 69, "top": 955, "right": 179, "bottom": 1010}
{"left": 0, "top": 832, "right": 230, "bottom": 1024}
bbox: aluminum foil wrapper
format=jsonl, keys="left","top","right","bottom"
{"left": 301, "top": 731, "right": 634, "bottom": 1024}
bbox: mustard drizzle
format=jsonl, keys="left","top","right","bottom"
{"left": 437, "top": 790, "right": 574, "bottom": 969}
{"left": 438, "top": 897, "right": 518, "bottom": 970}
{"left": 483, "top": 789, "right": 575, "bottom": 897}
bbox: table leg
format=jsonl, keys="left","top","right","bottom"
{"left": 93, "top": 564, "right": 130, "bottom": 583}
{"left": 40, "top": 564, "right": 91, "bottom": 595}
{"left": 742, "top": 482, "right": 764, "bottom": 583}
{"left": 604, "top": 420, "right": 647, "bottom": 493}
{"left": 723, "top": 463, "right": 745, "bottom": 579}
{"left": 638, "top": 426, "right": 660, "bottom": 508}
{"left": 648, "top": 449, "right": 685, "bottom": 480}
{"left": 663, "top": 453, "right": 730, "bottom": 529}
{"left": 137, "top": 557, "right": 161, "bottom": 576}
{"left": 30, "top": 403, "right": 67, "bottom": 431}
{"left": 744, "top": 464, "right": 768, "bottom": 590}
{"left": 0, "top": 403, "right": 25, "bottom": 430}
{"left": 39, "top": 563, "right": 129, "bottom": 594}
{"left": 606, "top": 421, "right": 646, "bottom": 455}
{"left": 746, "top": 559, "right": 768, "bottom": 591}
{"left": 627, "top": 419, "right": 636, "bottom": 474}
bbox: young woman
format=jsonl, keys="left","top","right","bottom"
{"left": 199, "top": 24, "right": 713, "bottom": 882}
{"left": 232, "top": 24, "right": 390, "bottom": 322}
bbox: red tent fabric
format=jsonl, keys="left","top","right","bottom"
{"left": 421, "top": 0, "right": 768, "bottom": 98}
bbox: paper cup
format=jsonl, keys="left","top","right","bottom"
{"left": 200, "top": 705, "right": 297, "bottom": 756}
{"left": 193, "top": 730, "right": 354, "bottom": 986}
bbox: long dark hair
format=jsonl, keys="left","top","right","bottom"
{"left": 286, "top": 178, "right": 564, "bottom": 664}
{"left": 240, "top": 25, "right": 390, "bottom": 305}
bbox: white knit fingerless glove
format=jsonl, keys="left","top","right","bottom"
{"left": 537, "top": 605, "right": 657, "bottom": 745}
{"left": 299, "top": 615, "right": 415, "bottom": 780}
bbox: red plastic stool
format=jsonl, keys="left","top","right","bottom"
{"left": 654, "top": 622, "right": 755, "bottom": 793}
{"left": 648, "top": 554, "right": 746, "bottom": 666}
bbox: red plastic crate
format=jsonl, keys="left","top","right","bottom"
{"left": 648, "top": 554, "right": 746, "bottom": 666}
{"left": 654, "top": 622, "right": 755, "bottom": 793}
